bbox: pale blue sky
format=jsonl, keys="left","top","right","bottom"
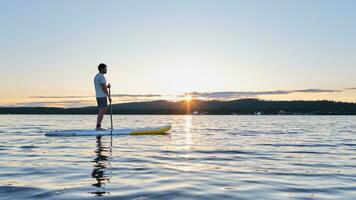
{"left": 0, "top": 0, "right": 355, "bottom": 106}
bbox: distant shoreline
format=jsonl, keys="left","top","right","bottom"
{"left": 1, "top": 99, "right": 356, "bottom": 115}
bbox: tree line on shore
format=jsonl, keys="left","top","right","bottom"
{"left": 1, "top": 99, "right": 355, "bottom": 115}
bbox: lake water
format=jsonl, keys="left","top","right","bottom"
{"left": 0, "top": 115, "right": 355, "bottom": 200}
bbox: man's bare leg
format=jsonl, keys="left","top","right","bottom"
{"left": 96, "top": 107, "right": 107, "bottom": 131}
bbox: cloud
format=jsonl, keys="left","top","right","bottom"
{"left": 111, "top": 94, "right": 162, "bottom": 98}
{"left": 16, "top": 94, "right": 164, "bottom": 107}
{"left": 292, "top": 89, "right": 341, "bottom": 93}
{"left": 29, "top": 95, "right": 92, "bottom": 99}
{"left": 29, "top": 94, "right": 162, "bottom": 99}
{"left": 11, "top": 100, "right": 95, "bottom": 108}
{"left": 185, "top": 89, "right": 342, "bottom": 99}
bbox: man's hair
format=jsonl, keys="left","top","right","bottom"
{"left": 98, "top": 63, "right": 107, "bottom": 72}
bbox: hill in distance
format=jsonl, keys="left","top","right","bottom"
{"left": 1, "top": 99, "right": 356, "bottom": 115}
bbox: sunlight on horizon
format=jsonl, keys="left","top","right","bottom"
{"left": 185, "top": 95, "right": 192, "bottom": 102}
{"left": 1, "top": 89, "right": 356, "bottom": 107}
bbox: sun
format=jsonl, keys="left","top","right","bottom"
{"left": 185, "top": 95, "right": 192, "bottom": 102}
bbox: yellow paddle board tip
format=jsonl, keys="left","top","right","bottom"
{"left": 130, "top": 125, "right": 172, "bottom": 135}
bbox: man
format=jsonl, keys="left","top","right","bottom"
{"left": 94, "top": 63, "right": 112, "bottom": 131}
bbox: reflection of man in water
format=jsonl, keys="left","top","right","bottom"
{"left": 90, "top": 136, "right": 111, "bottom": 196}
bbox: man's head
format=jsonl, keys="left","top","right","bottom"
{"left": 98, "top": 63, "right": 107, "bottom": 74}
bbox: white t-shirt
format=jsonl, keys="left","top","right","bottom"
{"left": 94, "top": 73, "right": 107, "bottom": 98}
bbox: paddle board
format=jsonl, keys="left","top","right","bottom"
{"left": 45, "top": 125, "right": 171, "bottom": 136}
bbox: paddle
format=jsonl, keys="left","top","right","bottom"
{"left": 109, "top": 86, "right": 113, "bottom": 132}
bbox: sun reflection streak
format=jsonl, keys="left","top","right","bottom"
{"left": 184, "top": 115, "right": 193, "bottom": 150}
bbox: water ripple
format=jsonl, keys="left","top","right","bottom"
{"left": 0, "top": 115, "right": 355, "bottom": 199}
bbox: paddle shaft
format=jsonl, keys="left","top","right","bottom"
{"left": 109, "top": 87, "right": 113, "bottom": 130}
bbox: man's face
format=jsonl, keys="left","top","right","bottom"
{"left": 101, "top": 67, "right": 107, "bottom": 74}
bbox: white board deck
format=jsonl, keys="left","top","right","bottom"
{"left": 45, "top": 125, "right": 171, "bottom": 136}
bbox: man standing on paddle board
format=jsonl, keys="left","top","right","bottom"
{"left": 94, "top": 63, "right": 112, "bottom": 131}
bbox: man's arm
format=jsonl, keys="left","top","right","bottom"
{"left": 101, "top": 83, "right": 112, "bottom": 102}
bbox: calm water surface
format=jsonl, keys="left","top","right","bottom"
{"left": 0, "top": 115, "right": 355, "bottom": 200}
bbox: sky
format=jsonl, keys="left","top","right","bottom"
{"left": 0, "top": 0, "right": 355, "bottom": 107}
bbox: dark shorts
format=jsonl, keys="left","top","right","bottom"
{"left": 96, "top": 97, "right": 108, "bottom": 108}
